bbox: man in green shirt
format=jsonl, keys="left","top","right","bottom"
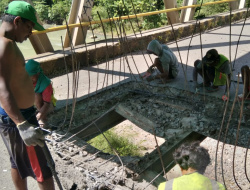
{"left": 158, "top": 141, "right": 225, "bottom": 190}
{"left": 193, "top": 49, "right": 231, "bottom": 92}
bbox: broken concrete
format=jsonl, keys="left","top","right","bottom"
{"left": 46, "top": 81, "right": 250, "bottom": 189}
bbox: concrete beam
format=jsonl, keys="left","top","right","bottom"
{"left": 115, "top": 104, "right": 155, "bottom": 132}
{"left": 163, "top": 0, "right": 180, "bottom": 24}
{"left": 26, "top": 0, "right": 54, "bottom": 54}
{"left": 139, "top": 131, "right": 206, "bottom": 181}
{"left": 180, "top": 0, "right": 197, "bottom": 22}
{"left": 64, "top": 0, "right": 94, "bottom": 48}
{"left": 239, "top": 0, "right": 246, "bottom": 9}
{"left": 70, "top": 109, "right": 125, "bottom": 139}
{"left": 230, "top": 0, "right": 246, "bottom": 10}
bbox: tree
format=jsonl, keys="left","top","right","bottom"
{"left": 0, "top": 0, "right": 9, "bottom": 15}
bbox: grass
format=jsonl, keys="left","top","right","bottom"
{"left": 88, "top": 128, "right": 143, "bottom": 157}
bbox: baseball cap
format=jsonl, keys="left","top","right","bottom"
{"left": 4, "top": 1, "right": 45, "bottom": 31}
{"left": 202, "top": 49, "right": 219, "bottom": 64}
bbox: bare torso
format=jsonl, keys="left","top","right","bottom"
{"left": 0, "top": 37, "right": 34, "bottom": 109}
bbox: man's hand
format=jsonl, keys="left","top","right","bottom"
{"left": 17, "top": 121, "right": 45, "bottom": 147}
{"left": 36, "top": 112, "right": 41, "bottom": 121}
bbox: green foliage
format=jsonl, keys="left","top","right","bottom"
{"left": 48, "top": 0, "right": 71, "bottom": 25}
{"left": 93, "top": 0, "right": 166, "bottom": 31}
{"left": 34, "top": 0, "right": 71, "bottom": 25}
{"left": 88, "top": 129, "right": 143, "bottom": 157}
{"left": 177, "top": 0, "right": 184, "bottom": 7}
{"left": 195, "top": 0, "right": 230, "bottom": 18}
{"left": 142, "top": 13, "right": 167, "bottom": 30}
{"left": 0, "top": 0, "right": 9, "bottom": 15}
{"left": 34, "top": 1, "right": 50, "bottom": 22}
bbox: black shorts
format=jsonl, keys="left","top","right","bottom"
{"left": 0, "top": 106, "right": 53, "bottom": 182}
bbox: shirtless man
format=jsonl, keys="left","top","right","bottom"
{"left": 0, "top": 1, "right": 55, "bottom": 190}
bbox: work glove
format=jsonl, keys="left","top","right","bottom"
{"left": 17, "top": 121, "right": 45, "bottom": 147}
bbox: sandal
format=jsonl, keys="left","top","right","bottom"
{"left": 206, "top": 86, "right": 219, "bottom": 92}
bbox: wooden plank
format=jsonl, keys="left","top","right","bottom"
{"left": 115, "top": 104, "right": 155, "bottom": 132}
{"left": 70, "top": 109, "right": 125, "bottom": 139}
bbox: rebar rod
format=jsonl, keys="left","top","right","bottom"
{"left": 87, "top": 16, "right": 100, "bottom": 94}
{"left": 232, "top": 73, "right": 245, "bottom": 189}
{"left": 220, "top": 76, "right": 240, "bottom": 189}
{"left": 97, "top": 11, "right": 110, "bottom": 91}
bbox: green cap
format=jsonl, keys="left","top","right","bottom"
{"left": 4, "top": 1, "right": 45, "bottom": 31}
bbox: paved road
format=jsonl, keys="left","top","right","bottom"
{"left": 0, "top": 139, "right": 38, "bottom": 189}
{"left": 0, "top": 18, "right": 249, "bottom": 189}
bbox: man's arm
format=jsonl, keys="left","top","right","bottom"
{"left": 36, "top": 102, "right": 51, "bottom": 121}
{"left": 36, "top": 85, "right": 53, "bottom": 122}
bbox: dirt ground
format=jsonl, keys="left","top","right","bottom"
{"left": 112, "top": 120, "right": 166, "bottom": 156}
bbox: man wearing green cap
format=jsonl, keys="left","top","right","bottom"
{"left": 0, "top": 1, "right": 55, "bottom": 189}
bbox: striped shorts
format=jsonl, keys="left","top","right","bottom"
{"left": 0, "top": 106, "right": 53, "bottom": 182}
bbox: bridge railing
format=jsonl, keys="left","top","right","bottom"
{"left": 33, "top": 0, "right": 239, "bottom": 35}
{"left": 27, "top": 0, "right": 244, "bottom": 55}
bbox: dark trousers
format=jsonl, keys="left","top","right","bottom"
{"left": 194, "top": 59, "right": 215, "bottom": 85}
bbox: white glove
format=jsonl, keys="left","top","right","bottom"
{"left": 17, "top": 121, "right": 45, "bottom": 147}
